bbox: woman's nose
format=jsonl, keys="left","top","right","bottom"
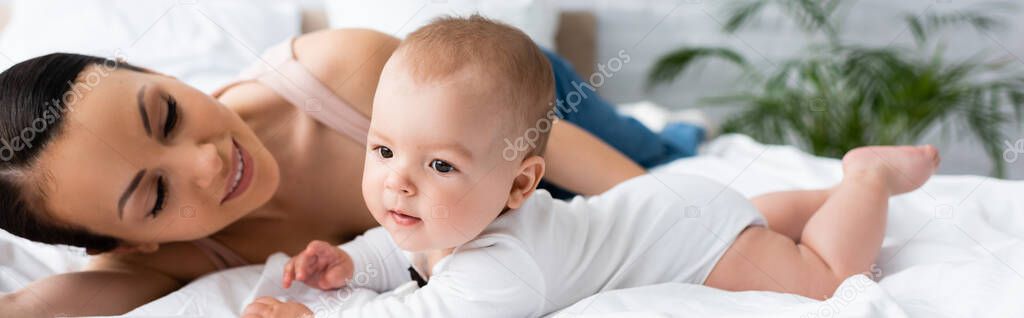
{"left": 384, "top": 170, "right": 416, "bottom": 196}
{"left": 191, "top": 142, "right": 222, "bottom": 190}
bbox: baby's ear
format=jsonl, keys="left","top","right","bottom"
{"left": 506, "top": 155, "right": 545, "bottom": 210}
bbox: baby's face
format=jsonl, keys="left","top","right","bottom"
{"left": 364, "top": 60, "right": 524, "bottom": 252}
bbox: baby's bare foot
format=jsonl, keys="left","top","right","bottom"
{"left": 841, "top": 145, "right": 940, "bottom": 195}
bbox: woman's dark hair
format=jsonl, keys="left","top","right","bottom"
{"left": 0, "top": 53, "right": 145, "bottom": 253}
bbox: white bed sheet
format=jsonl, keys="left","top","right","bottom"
{"left": 5, "top": 134, "right": 1023, "bottom": 317}
{"left": 557, "top": 134, "right": 1024, "bottom": 317}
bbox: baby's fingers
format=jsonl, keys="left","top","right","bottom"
{"left": 318, "top": 264, "right": 351, "bottom": 290}
{"left": 242, "top": 297, "right": 279, "bottom": 317}
{"left": 282, "top": 258, "right": 296, "bottom": 289}
{"left": 294, "top": 251, "right": 321, "bottom": 281}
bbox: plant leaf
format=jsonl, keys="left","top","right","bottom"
{"left": 723, "top": 0, "right": 767, "bottom": 33}
{"left": 646, "top": 47, "right": 750, "bottom": 89}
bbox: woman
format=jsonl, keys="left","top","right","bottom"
{"left": 0, "top": 29, "right": 691, "bottom": 317}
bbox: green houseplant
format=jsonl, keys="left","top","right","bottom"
{"left": 647, "top": 0, "right": 1024, "bottom": 176}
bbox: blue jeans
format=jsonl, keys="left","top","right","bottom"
{"left": 537, "top": 49, "right": 704, "bottom": 199}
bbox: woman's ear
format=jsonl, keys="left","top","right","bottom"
{"left": 134, "top": 242, "right": 160, "bottom": 253}
{"left": 506, "top": 155, "right": 546, "bottom": 210}
{"left": 85, "top": 248, "right": 105, "bottom": 256}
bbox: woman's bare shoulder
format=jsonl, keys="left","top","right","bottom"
{"left": 2, "top": 244, "right": 209, "bottom": 317}
{"left": 292, "top": 29, "right": 400, "bottom": 117}
{"left": 86, "top": 216, "right": 336, "bottom": 283}
{"left": 87, "top": 241, "right": 220, "bottom": 283}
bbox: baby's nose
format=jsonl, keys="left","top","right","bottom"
{"left": 384, "top": 172, "right": 416, "bottom": 196}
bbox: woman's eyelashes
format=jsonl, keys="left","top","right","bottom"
{"left": 162, "top": 95, "right": 178, "bottom": 138}
{"left": 150, "top": 176, "right": 167, "bottom": 219}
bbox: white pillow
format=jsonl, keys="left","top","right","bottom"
{"left": 323, "top": 0, "right": 560, "bottom": 50}
{"left": 0, "top": 0, "right": 301, "bottom": 92}
{"left": 0, "top": 230, "right": 89, "bottom": 294}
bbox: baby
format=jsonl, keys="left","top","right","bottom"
{"left": 242, "top": 15, "right": 939, "bottom": 318}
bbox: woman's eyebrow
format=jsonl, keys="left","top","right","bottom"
{"left": 137, "top": 85, "right": 151, "bottom": 136}
{"left": 118, "top": 169, "right": 146, "bottom": 220}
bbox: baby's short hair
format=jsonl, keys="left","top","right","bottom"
{"left": 398, "top": 14, "right": 555, "bottom": 158}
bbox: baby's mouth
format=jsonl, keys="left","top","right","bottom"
{"left": 388, "top": 209, "right": 422, "bottom": 226}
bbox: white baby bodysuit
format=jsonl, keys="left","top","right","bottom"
{"left": 334, "top": 173, "right": 765, "bottom": 317}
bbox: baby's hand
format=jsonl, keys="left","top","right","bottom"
{"left": 242, "top": 296, "right": 313, "bottom": 318}
{"left": 282, "top": 240, "right": 354, "bottom": 290}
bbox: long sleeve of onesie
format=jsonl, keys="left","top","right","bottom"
{"left": 337, "top": 227, "right": 413, "bottom": 293}
{"left": 335, "top": 229, "right": 548, "bottom": 317}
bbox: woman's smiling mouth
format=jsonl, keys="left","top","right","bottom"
{"left": 221, "top": 138, "right": 254, "bottom": 204}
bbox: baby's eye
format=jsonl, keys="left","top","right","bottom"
{"left": 430, "top": 159, "right": 455, "bottom": 173}
{"left": 376, "top": 146, "right": 394, "bottom": 159}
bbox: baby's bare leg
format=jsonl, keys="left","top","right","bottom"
{"left": 705, "top": 145, "right": 939, "bottom": 300}
{"left": 750, "top": 188, "right": 833, "bottom": 242}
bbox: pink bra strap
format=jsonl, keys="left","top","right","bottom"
{"left": 211, "top": 37, "right": 371, "bottom": 146}
{"left": 253, "top": 38, "right": 370, "bottom": 145}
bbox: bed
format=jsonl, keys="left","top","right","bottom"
{"left": 3, "top": 134, "right": 1023, "bottom": 317}
{"left": 1, "top": 1, "right": 1023, "bottom": 317}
